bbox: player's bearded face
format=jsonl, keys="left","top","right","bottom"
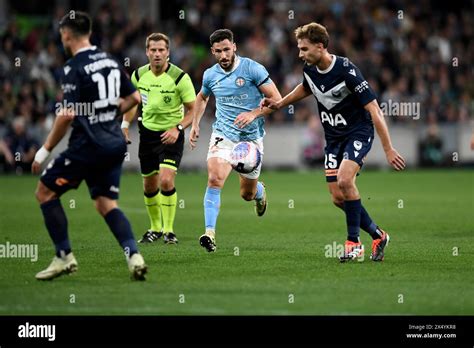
{"left": 212, "top": 40, "right": 237, "bottom": 71}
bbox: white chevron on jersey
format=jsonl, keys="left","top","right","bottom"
{"left": 303, "top": 73, "right": 351, "bottom": 110}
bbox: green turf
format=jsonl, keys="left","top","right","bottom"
{"left": 0, "top": 169, "right": 472, "bottom": 315}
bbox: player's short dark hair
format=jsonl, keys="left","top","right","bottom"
{"left": 59, "top": 11, "right": 92, "bottom": 37}
{"left": 294, "top": 22, "right": 329, "bottom": 48}
{"left": 209, "top": 29, "right": 234, "bottom": 46}
{"left": 146, "top": 33, "right": 170, "bottom": 49}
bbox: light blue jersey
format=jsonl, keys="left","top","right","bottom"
{"left": 201, "top": 56, "right": 272, "bottom": 142}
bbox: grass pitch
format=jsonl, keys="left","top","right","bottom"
{"left": 0, "top": 169, "right": 472, "bottom": 315}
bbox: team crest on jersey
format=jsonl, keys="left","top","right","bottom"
{"left": 163, "top": 96, "right": 172, "bottom": 104}
{"left": 353, "top": 140, "right": 362, "bottom": 151}
{"left": 235, "top": 77, "right": 246, "bottom": 87}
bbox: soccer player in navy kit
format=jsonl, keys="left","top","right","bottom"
{"left": 32, "top": 11, "right": 147, "bottom": 280}
{"left": 261, "top": 22, "right": 405, "bottom": 262}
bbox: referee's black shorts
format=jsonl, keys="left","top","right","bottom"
{"left": 138, "top": 123, "right": 184, "bottom": 177}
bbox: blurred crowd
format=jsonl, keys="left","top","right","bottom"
{"left": 0, "top": 0, "right": 472, "bottom": 172}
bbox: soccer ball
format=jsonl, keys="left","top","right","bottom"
{"left": 230, "top": 141, "right": 261, "bottom": 174}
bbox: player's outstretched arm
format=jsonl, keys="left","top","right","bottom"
{"left": 234, "top": 82, "right": 282, "bottom": 128}
{"left": 31, "top": 108, "right": 75, "bottom": 174}
{"left": 259, "top": 83, "right": 311, "bottom": 111}
{"left": 120, "top": 91, "right": 141, "bottom": 144}
{"left": 189, "top": 91, "right": 210, "bottom": 149}
{"left": 365, "top": 99, "right": 406, "bottom": 171}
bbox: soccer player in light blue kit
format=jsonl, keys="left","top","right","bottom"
{"left": 190, "top": 29, "right": 281, "bottom": 252}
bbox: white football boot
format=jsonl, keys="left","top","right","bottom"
{"left": 35, "top": 252, "right": 78, "bottom": 280}
{"left": 128, "top": 253, "right": 148, "bottom": 281}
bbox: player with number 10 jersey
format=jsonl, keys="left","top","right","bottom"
{"left": 32, "top": 11, "right": 147, "bottom": 281}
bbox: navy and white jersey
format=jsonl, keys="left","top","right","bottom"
{"left": 302, "top": 55, "right": 376, "bottom": 142}
{"left": 60, "top": 46, "right": 136, "bottom": 160}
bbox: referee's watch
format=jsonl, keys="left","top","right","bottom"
{"left": 176, "top": 123, "right": 184, "bottom": 132}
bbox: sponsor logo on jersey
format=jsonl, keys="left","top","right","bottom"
{"left": 216, "top": 94, "right": 249, "bottom": 105}
{"left": 320, "top": 111, "right": 348, "bottom": 127}
{"left": 354, "top": 80, "right": 369, "bottom": 93}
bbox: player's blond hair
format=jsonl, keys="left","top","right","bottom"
{"left": 294, "top": 22, "right": 329, "bottom": 48}
{"left": 146, "top": 33, "right": 170, "bottom": 49}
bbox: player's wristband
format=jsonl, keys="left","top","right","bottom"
{"left": 121, "top": 120, "right": 130, "bottom": 129}
{"left": 34, "top": 146, "right": 51, "bottom": 164}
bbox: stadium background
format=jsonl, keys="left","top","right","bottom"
{"left": 0, "top": 0, "right": 473, "bottom": 318}
{"left": 0, "top": 0, "right": 472, "bottom": 172}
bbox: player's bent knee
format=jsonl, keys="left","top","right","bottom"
{"left": 208, "top": 174, "right": 225, "bottom": 188}
{"left": 35, "top": 182, "right": 57, "bottom": 204}
{"left": 337, "top": 177, "right": 353, "bottom": 193}
{"left": 330, "top": 189, "right": 345, "bottom": 206}
{"left": 160, "top": 182, "right": 174, "bottom": 192}
{"left": 159, "top": 176, "right": 175, "bottom": 192}
{"left": 143, "top": 178, "right": 159, "bottom": 195}
{"left": 94, "top": 197, "right": 117, "bottom": 217}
